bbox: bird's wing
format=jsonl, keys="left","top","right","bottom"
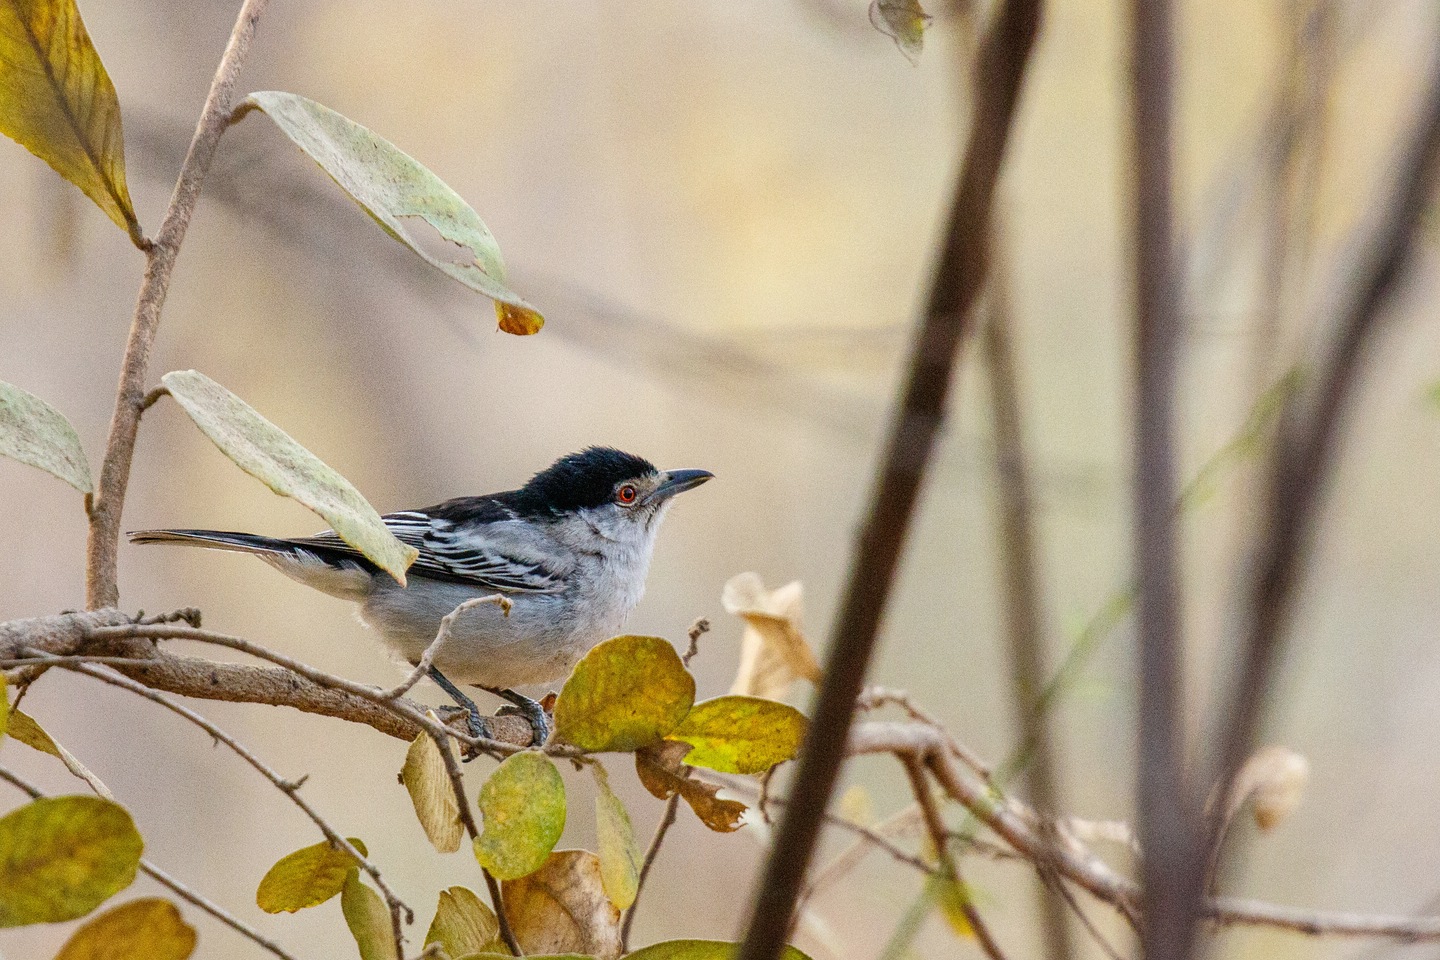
{"left": 300, "top": 511, "right": 564, "bottom": 594}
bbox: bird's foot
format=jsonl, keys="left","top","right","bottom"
{"left": 489, "top": 688, "right": 551, "bottom": 746}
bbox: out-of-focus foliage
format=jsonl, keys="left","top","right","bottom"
{"left": 553, "top": 635, "right": 696, "bottom": 752}
{"left": 0, "top": 0, "right": 140, "bottom": 241}
{"left": 160, "top": 369, "right": 418, "bottom": 583}
{"left": 53, "top": 898, "right": 196, "bottom": 960}
{"left": 238, "top": 91, "right": 543, "bottom": 335}
{"left": 500, "top": 850, "right": 621, "bottom": 959}
{"left": 400, "top": 725, "right": 464, "bottom": 853}
{"left": 867, "top": 0, "right": 931, "bottom": 65}
{"left": 0, "top": 380, "right": 92, "bottom": 494}
{"left": 0, "top": 796, "right": 142, "bottom": 926}
{"left": 722, "top": 574, "right": 820, "bottom": 700}
{"left": 473, "top": 751, "right": 566, "bottom": 880}
{"left": 255, "top": 837, "right": 368, "bottom": 913}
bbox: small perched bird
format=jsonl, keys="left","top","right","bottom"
{"left": 129, "top": 447, "right": 712, "bottom": 744}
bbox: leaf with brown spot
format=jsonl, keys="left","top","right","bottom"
{"left": 635, "top": 743, "right": 746, "bottom": 834}
{"left": 501, "top": 850, "right": 621, "bottom": 959}
{"left": 54, "top": 897, "right": 196, "bottom": 960}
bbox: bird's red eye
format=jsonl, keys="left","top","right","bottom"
{"left": 616, "top": 483, "right": 638, "bottom": 505}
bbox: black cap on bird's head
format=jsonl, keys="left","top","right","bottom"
{"left": 520, "top": 447, "right": 713, "bottom": 516}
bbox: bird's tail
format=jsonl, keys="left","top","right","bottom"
{"left": 127, "top": 529, "right": 300, "bottom": 556}
{"left": 127, "top": 529, "right": 373, "bottom": 600}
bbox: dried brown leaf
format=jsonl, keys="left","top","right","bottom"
{"left": 722, "top": 573, "right": 820, "bottom": 700}
{"left": 634, "top": 743, "right": 746, "bottom": 833}
{"left": 502, "top": 850, "right": 621, "bottom": 959}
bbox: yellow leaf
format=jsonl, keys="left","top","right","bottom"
{"left": 159, "top": 370, "right": 417, "bottom": 584}
{"left": 502, "top": 850, "right": 620, "bottom": 959}
{"left": 553, "top": 635, "right": 695, "bottom": 752}
{"left": 590, "top": 766, "right": 640, "bottom": 909}
{"left": 400, "top": 724, "right": 463, "bottom": 853}
{"left": 425, "top": 886, "right": 504, "bottom": 958}
{"left": 932, "top": 873, "right": 975, "bottom": 939}
{"left": 666, "top": 696, "right": 808, "bottom": 775}
{"left": 7, "top": 710, "right": 114, "bottom": 799}
{"left": 0, "top": 0, "right": 140, "bottom": 240}
{"left": 0, "top": 795, "right": 142, "bottom": 926}
{"left": 722, "top": 574, "right": 820, "bottom": 701}
{"left": 54, "top": 897, "right": 196, "bottom": 960}
{"left": 0, "top": 380, "right": 92, "bottom": 493}
{"left": 625, "top": 941, "right": 813, "bottom": 960}
{"left": 341, "top": 871, "right": 399, "bottom": 960}
{"left": 255, "top": 837, "right": 367, "bottom": 913}
{"left": 473, "top": 752, "right": 565, "bottom": 880}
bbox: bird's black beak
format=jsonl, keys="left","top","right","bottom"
{"left": 653, "top": 468, "right": 714, "bottom": 501}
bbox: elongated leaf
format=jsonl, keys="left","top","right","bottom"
{"left": 473, "top": 752, "right": 565, "bottom": 880}
{"left": 425, "top": 886, "right": 503, "bottom": 958}
{"left": 0, "top": 380, "right": 92, "bottom": 493}
{"left": 8, "top": 710, "right": 114, "bottom": 799}
{"left": 341, "top": 871, "right": 399, "bottom": 960}
{"left": 256, "top": 837, "right": 367, "bottom": 913}
{"left": 553, "top": 635, "right": 695, "bottom": 752}
{"left": 666, "top": 696, "right": 808, "bottom": 775}
{"left": 0, "top": 795, "right": 142, "bottom": 926}
{"left": 55, "top": 897, "right": 196, "bottom": 960}
{"left": 626, "top": 941, "right": 813, "bottom": 960}
{"left": 501, "top": 850, "right": 620, "bottom": 959}
{"left": 0, "top": 0, "right": 140, "bottom": 240}
{"left": 161, "top": 370, "right": 417, "bottom": 584}
{"left": 239, "top": 91, "right": 542, "bottom": 334}
{"left": 590, "top": 766, "right": 639, "bottom": 909}
{"left": 400, "top": 726, "right": 463, "bottom": 853}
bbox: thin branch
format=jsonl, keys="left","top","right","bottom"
{"left": 620, "top": 791, "right": 683, "bottom": 950}
{"left": 734, "top": 0, "right": 1043, "bottom": 953}
{"left": 1043, "top": 874, "right": 1128, "bottom": 960}
{"left": 682, "top": 617, "right": 710, "bottom": 667}
{"left": 798, "top": 804, "right": 927, "bottom": 915}
{"left": 482, "top": 869, "right": 523, "bottom": 957}
{"left": 86, "top": 0, "right": 273, "bottom": 609}
{"left": 380, "top": 595, "right": 511, "bottom": 700}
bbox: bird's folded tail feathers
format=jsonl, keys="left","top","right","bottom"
{"left": 126, "top": 529, "right": 375, "bottom": 600}
{"left": 127, "top": 529, "right": 300, "bottom": 555}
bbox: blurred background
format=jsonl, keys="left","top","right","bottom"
{"left": 3, "top": 0, "right": 1440, "bottom": 957}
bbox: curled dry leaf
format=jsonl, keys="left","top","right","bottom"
{"left": 1231, "top": 745, "right": 1310, "bottom": 832}
{"left": 868, "top": 0, "right": 933, "bottom": 66}
{"left": 400, "top": 722, "right": 464, "bottom": 853}
{"left": 341, "top": 871, "right": 399, "bottom": 960}
{"left": 473, "top": 752, "right": 566, "bottom": 880}
{"left": 0, "top": 796, "right": 143, "bottom": 926}
{"left": 501, "top": 850, "right": 622, "bottom": 959}
{"left": 590, "top": 766, "right": 641, "bottom": 909}
{"left": 54, "top": 897, "right": 196, "bottom": 960}
{"left": 425, "top": 886, "right": 504, "bottom": 958}
{"left": 635, "top": 741, "right": 746, "bottom": 833}
{"left": 0, "top": 380, "right": 93, "bottom": 494}
{"left": 8, "top": 710, "right": 114, "bottom": 800}
{"left": 553, "top": 635, "right": 695, "bottom": 752}
{"left": 722, "top": 573, "right": 820, "bottom": 701}
{"left": 255, "top": 837, "right": 367, "bottom": 913}
{"left": 0, "top": 0, "right": 142, "bottom": 241}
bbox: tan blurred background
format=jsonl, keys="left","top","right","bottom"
{"left": 4, "top": 0, "right": 1440, "bottom": 957}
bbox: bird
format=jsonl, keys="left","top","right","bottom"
{"left": 128, "top": 447, "right": 713, "bottom": 745}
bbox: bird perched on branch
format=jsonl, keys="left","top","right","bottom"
{"left": 129, "top": 447, "right": 713, "bottom": 745}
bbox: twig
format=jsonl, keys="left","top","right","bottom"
{"left": 858, "top": 686, "right": 993, "bottom": 780}
{"left": 380, "top": 595, "right": 511, "bottom": 700}
{"left": 682, "top": 617, "right": 710, "bottom": 667}
{"left": 733, "top": 0, "right": 1043, "bottom": 954}
{"left": 620, "top": 791, "right": 683, "bottom": 950}
{"left": 86, "top": 0, "right": 273, "bottom": 609}
{"left": 482, "top": 869, "right": 523, "bottom": 957}
{"left": 797, "top": 804, "right": 928, "bottom": 916}
{"left": 0, "top": 766, "right": 301, "bottom": 960}
{"left": 1043, "top": 873, "right": 1128, "bottom": 960}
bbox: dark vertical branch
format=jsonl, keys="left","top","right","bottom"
{"left": 980, "top": 244, "right": 1074, "bottom": 960}
{"left": 734, "top": 2, "right": 1045, "bottom": 957}
{"left": 1212, "top": 39, "right": 1440, "bottom": 842}
{"left": 1129, "top": 0, "right": 1203, "bottom": 956}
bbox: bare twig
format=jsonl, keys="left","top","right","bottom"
{"left": 798, "top": 804, "right": 928, "bottom": 914}
{"left": 1043, "top": 873, "right": 1128, "bottom": 960}
{"left": 734, "top": 1, "right": 1043, "bottom": 954}
{"left": 86, "top": 0, "right": 273, "bottom": 608}
{"left": 380, "top": 595, "right": 511, "bottom": 700}
{"left": 482, "top": 869, "right": 523, "bottom": 957}
{"left": 682, "top": 617, "right": 710, "bottom": 667}
{"left": 620, "top": 791, "right": 683, "bottom": 950}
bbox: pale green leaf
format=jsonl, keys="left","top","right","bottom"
{"left": 0, "top": 795, "right": 142, "bottom": 926}
{"left": 501, "top": 850, "right": 620, "bottom": 957}
{"left": 0, "top": 380, "right": 92, "bottom": 493}
{"left": 425, "top": 886, "right": 504, "bottom": 958}
{"left": 239, "top": 91, "right": 542, "bottom": 334}
{"left": 0, "top": 0, "right": 141, "bottom": 241}
{"left": 666, "top": 695, "right": 808, "bottom": 774}
{"left": 626, "top": 941, "right": 813, "bottom": 960}
{"left": 161, "top": 370, "right": 417, "bottom": 584}
{"left": 400, "top": 727, "right": 463, "bottom": 853}
{"left": 553, "top": 635, "right": 695, "bottom": 752}
{"left": 55, "top": 897, "right": 196, "bottom": 960}
{"left": 868, "top": 0, "right": 931, "bottom": 65}
{"left": 590, "top": 766, "right": 639, "bottom": 910}
{"left": 341, "top": 871, "right": 400, "bottom": 960}
{"left": 256, "top": 837, "right": 367, "bottom": 913}
{"left": 474, "top": 752, "right": 565, "bottom": 880}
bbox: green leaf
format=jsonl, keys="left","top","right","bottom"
{"left": 54, "top": 897, "right": 196, "bottom": 960}
{"left": 0, "top": 795, "right": 142, "bottom": 926}
{"left": 341, "top": 871, "right": 399, "bottom": 960}
{"left": 553, "top": 635, "right": 695, "bottom": 752}
{"left": 590, "top": 766, "right": 640, "bottom": 910}
{"left": 238, "top": 91, "right": 542, "bottom": 335}
{"left": 625, "top": 940, "right": 813, "bottom": 960}
{"left": 0, "top": 380, "right": 92, "bottom": 493}
{"left": 160, "top": 370, "right": 417, "bottom": 584}
{"left": 473, "top": 752, "right": 565, "bottom": 880}
{"left": 931, "top": 871, "right": 975, "bottom": 939}
{"left": 425, "top": 886, "right": 503, "bottom": 958}
{"left": 255, "top": 837, "right": 367, "bottom": 913}
{"left": 501, "top": 850, "right": 619, "bottom": 957}
{"left": 867, "top": 0, "right": 931, "bottom": 66}
{"left": 400, "top": 728, "right": 463, "bottom": 853}
{"left": 0, "top": 0, "right": 141, "bottom": 242}
{"left": 666, "top": 696, "right": 808, "bottom": 774}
